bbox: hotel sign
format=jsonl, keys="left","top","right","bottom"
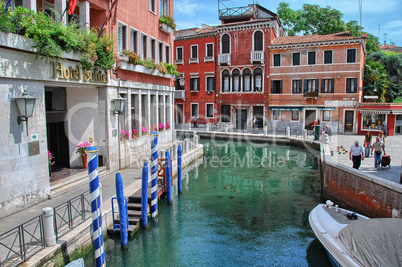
{"left": 51, "top": 61, "right": 108, "bottom": 84}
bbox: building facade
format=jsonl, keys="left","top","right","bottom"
{"left": 0, "top": 0, "right": 175, "bottom": 217}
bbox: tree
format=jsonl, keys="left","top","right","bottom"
{"left": 363, "top": 60, "right": 389, "bottom": 102}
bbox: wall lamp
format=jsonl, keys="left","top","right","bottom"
{"left": 12, "top": 90, "right": 37, "bottom": 135}
{"left": 112, "top": 95, "right": 126, "bottom": 114}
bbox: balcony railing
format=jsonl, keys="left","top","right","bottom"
{"left": 204, "top": 56, "right": 214, "bottom": 63}
{"left": 175, "top": 59, "right": 184, "bottom": 65}
{"left": 174, "top": 90, "right": 185, "bottom": 99}
{"left": 304, "top": 91, "right": 319, "bottom": 98}
{"left": 189, "top": 58, "right": 199, "bottom": 64}
{"left": 251, "top": 51, "right": 264, "bottom": 64}
{"left": 218, "top": 53, "right": 231, "bottom": 65}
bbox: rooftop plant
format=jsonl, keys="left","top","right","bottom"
{"left": 0, "top": 3, "right": 115, "bottom": 70}
{"left": 159, "top": 15, "right": 176, "bottom": 30}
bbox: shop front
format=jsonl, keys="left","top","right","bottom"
{"left": 358, "top": 104, "right": 402, "bottom": 136}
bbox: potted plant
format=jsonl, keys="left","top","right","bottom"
{"left": 142, "top": 126, "right": 148, "bottom": 135}
{"left": 132, "top": 129, "right": 139, "bottom": 138}
{"left": 120, "top": 129, "right": 129, "bottom": 141}
{"left": 158, "top": 123, "right": 164, "bottom": 131}
{"left": 76, "top": 142, "right": 90, "bottom": 168}
{"left": 165, "top": 122, "right": 170, "bottom": 130}
{"left": 48, "top": 151, "right": 55, "bottom": 177}
{"left": 151, "top": 124, "right": 157, "bottom": 132}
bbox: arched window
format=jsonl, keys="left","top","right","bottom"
{"left": 232, "top": 69, "right": 240, "bottom": 92}
{"left": 254, "top": 68, "right": 263, "bottom": 92}
{"left": 221, "top": 34, "right": 230, "bottom": 54}
{"left": 222, "top": 70, "right": 230, "bottom": 92}
{"left": 254, "top": 31, "right": 263, "bottom": 51}
{"left": 243, "top": 69, "right": 251, "bottom": 92}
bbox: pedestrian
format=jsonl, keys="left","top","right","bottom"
{"left": 378, "top": 132, "right": 385, "bottom": 145}
{"left": 193, "top": 116, "right": 198, "bottom": 128}
{"left": 311, "top": 119, "right": 317, "bottom": 129}
{"left": 382, "top": 121, "right": 387, "bottom": 136}
{"left": 253, "top": 117, "right": 259, "bottom": 130}
{"left": 371, "top": 136, "right": 385, "bottom": 171}
{"left": 324, "top": 125, "right": 332, "bottom": 143}
{"left": 363, "top": 131, "right": 372, "bottom": 157}
{"left": 349, "top": 140, "right": 364, "bottom": 169}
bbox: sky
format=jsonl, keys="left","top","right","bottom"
{"left": 173, "top": 0, "right": 402, "bottom": 47}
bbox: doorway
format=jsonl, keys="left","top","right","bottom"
{"left": 253, "top": 106, "right": 263, "bottom": 128}
{"left": 176, "top": 103, "right": 184, "bottom": 124}
{"left": 235, "top": 109, "right": 247, "bottom": 129}
{"left": 304, "top": 110, "right": 316, "bottom": 129}
{"left": 344, "top": 111, "right": 354, "bottom": 133}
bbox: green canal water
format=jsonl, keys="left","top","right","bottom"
{"left": 84, "top": 140, "right": 331, "bottom": 266}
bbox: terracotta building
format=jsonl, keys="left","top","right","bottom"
{"left": 174, "top": 4, "right": 366, "bottom": 134}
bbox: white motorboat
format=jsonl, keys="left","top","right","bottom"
{"left": 309, "top": 202, "right": 402, "bottom": 267}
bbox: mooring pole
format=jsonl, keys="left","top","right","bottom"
{"left": 115, "top": 173, "right": 128, "bottom": 248}
{"left": 86, "top": 137, "right": 105, "bottom": 267}
{"left": 178, "top": 145, "right": 182, "bottom": 193}
{"left": 150, "top": 131, "right": 159, "bottom": 217}
{"left": 141, "top": 163, "right": 149, "bottom": 227}
{"left": 166, "top": 150, "right": 172, "bottom": 204}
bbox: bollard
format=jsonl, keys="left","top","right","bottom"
{"left": 184, "top": 139, "right": 189, "bottom": 154}
{"left": 286, "top": 127, "right": 290, "bottom": 138}
{"left": 303, "top": 129, "right": 307, "bottom": 140}
{"left": 166, "top": 151, "right": 172, "bottom": 204}
{"left": 42, "top": 207, "right": 56, "bottom": 247}
{"left": 150, "top": 131, "right": 159, "bottom": 218}
{"left": 225, "top": 124, "right": 228, "bottom": 133}
{"left": 264, "top": 126, "right": 268, "bottom": 136}
{"left": 178, "top": 145, "right": 182, "bottom": 193}
{"left": 115, "top": 173, "right": 128, "bottom": 248}
{"left": 187, "top": 123, "right": 191, "bottom": 130}
{"left": 86, "top": 137, "right": 105, "bottom": 267}
{"left": 141, "top": 163, "right": 149, "bottom": 227}
{"left": 206, "top": 123, "right": 210, "bottom": 132}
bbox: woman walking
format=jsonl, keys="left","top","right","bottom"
{"left": 363, "top": 131, "right": 372, "bottom": 157}
{"left": 371, "top": 136, "right": 385, "bottom": 171}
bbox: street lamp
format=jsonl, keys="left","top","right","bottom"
{"left": 112, "top": 95, "right": 126, "bottom": 114}
{"left": 13, "top": 90, "right": 37, "bottom": 136}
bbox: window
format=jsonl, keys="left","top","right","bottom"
{"left": 324, "top": 50, "right": 332, "bottom": 64}
{"left": 321, "top": 79, "right": 335, "bottom": 93}
{"left": 271, "top": 80, "right": 282, "bottom": 94}
{"left": 347, "top": 49, "right": 356, "bottom": 63}
{"left": 304, "top": 79, "right": 319, "bottom": 92}
{"left": 206, "top": 103, "right": 214, "bottom": 118}
{"left": 222, "top": 70, "right": 230, "bottom": 92}
{"left": 308, "top": 51, "right": 316, "bottom": 65}
{"left": 141, "top": 34, "right": 147, "bottom": 59}
{"left": 191, "top": 45, "right": 198, "bottom": 59}
{"left": 206, "top": 77, "right": 214, "bottom": 91}
{"left": 273, "top": 54, "right": 280, "bottom": 66}
{"left": 243, "top": 69, "right": 251, "bottom": 92}
{"left": 149, "top": 0, "right": 156, "bottom": 13}
{"left": 221, "top": 34, "right": 230, "bottom": 54}
{"left": 254, "top": 31, "right": 263, "bottom": 51}
{"left": 206, "top": 43, "right": 213, "bottom": 57}
{"left": 292, "top": 80, "right": 302, "bottom": 94}
{"left": 191, "top": 103, "right": 198, "bottom": 117}
{"left": 221, "top": 105, "right": 231, "bottom": 122}
{"left": 130, "top": 29, "right": 138, "bottom": 54}
{"left": 323, "top": 111, "right": 331, "bottom": 121}
{"left": 176, "top": 47, "right": 183, "bottom": 60}
{"left": 292, "top": 110, "right": 299, "bottom": 121}
{"left": 150, "top": 38, "right": 156, "bottom": 60}
{"left": 254, "top": 68, "right": 263, "bottom": 92}
{"left": 175, "top": 77, "right": 184, "bottom": 90}
{"left": 190, "top": 77, "right": 199, "bottom": 91}
{"left": 273, "top": 110, "right": 280, "bottom": 120}
{"left": 160, "top": 0, "right": 169, "bottom": 16}
{"left": 118, "top": 23, "right": 127, "bottom": 53}
{"left": 158, "top": 42, "right": 163, "bottom": 62}
{"left": 293, "top": 53, "right": 300, "bottom": 65}
{"left": 165, "top": 45, "right": 170, "bottom": 63}
{"left": 362, "top": 113, "right": 386, "bottom": 130}
{"left": 232, "top": 69, "right": 240, "bottom": 92}
{"left": 346, "top": 78, "right": 358, "bottom": 93}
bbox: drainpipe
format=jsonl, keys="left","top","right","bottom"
{"left": 117, "top": 78, "right": 121, "bottom": 170}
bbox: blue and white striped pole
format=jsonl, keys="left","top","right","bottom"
{"left": 150, "top": 131, "right": 159, "bottom": 217}
{"left": 86, "top": 137, "right": 105, "bottom": 267}
{"left": 178, "top": 145, "right": 182, "bottom": 193}
{"left": 141, "top": 163, "right": 149, "bottom": 227}
{"left": 165, "top": 151, "right": 172, "bottom": 204}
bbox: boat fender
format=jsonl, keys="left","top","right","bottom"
{"left": 325, "top": 200, "right": 334, "bottom": 207}
{"left": 346, "top": 212, "right": 358, "bottom": 220}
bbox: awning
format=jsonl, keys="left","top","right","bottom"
{"left": 318, "top": 107, "right": 336, "bottom": 110}
{"left": 269, "top": 107, "right": 302, "bottom": 111}
{"left": 359, "top": 109, "right": 391, "bottom": 115}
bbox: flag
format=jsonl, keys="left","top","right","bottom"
{"left": 68, "top": 0, "right": 78, "bottom": 15}
{"left": 4, "top": 0, "right": 12, "bottom": 13}
{"left": 98, "top": 0, "right": 120, "bottom": 38}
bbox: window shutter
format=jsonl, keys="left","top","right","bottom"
{"left": 331, "top": 79, "right": 335, "bottom": 93}
{"left": 280, "top": 81, "right": 283, "bottom": 94}
{"left": 321, "top": 79, "right": 325, "bottom": 93}
{"left": 197, "top": 78, "right": 200, "bottom": 91}
{"left": 354, "top": 78, "right": 358, "bottom": 92}
{"left": 304, "top": 80, "right": 307, "bottom": 92}
{"left": 271, "top": 80, "right": 274, "bottom": 93}
{"left": 190, "top": 78, "right": 193, "bottom": 91}
{"left": 213, "top": 77, "right": 216, "bottom": 91}
{"left": 315, "top": 79, "right": 319, "bottom": 92}
{"left": 346, "top": 78, "right": 351, "bottom": 93}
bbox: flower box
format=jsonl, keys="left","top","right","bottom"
{"left": 159, "top": 23, "right": 174, "bottom": 34}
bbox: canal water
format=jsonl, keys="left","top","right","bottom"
{"left": 84, "top": 140, "right": 331, "bottom": 266}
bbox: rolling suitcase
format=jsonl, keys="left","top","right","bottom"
{"left": 381, "top": 155, "right": 391, "bottom": 168}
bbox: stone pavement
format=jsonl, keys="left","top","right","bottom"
{"left": 328, "top": 134, "right": 402, "bottom": 184}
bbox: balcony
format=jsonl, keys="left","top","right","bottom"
{"left": 250, "top": 51, "right": 264, "bottom": 64}
{"left": 304, "top": 91, "right": 319, "bottom": 98}
{"left": 174, "top": 90, "right": 185, "bottom": 99}
{"left": 189, "top": 57, "right": 199, "bottom": 64}
{"left": 159, "top": 23, "right": 174, "bottom": 34}
{"left": 204, "top": 56, "right": 214, "bottom": 63}
{"left": 175, "top": 59, "right": 184, "bottom": 65}
{"left": 218, "top": 53, "right": 231, "bottom": 65}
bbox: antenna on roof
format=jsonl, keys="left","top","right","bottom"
{"left": 383, "top": 33, "right": 387, "bottom": 45}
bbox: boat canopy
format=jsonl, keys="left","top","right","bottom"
{"left": 339, "top": 218, "right": 402, "bottom": 267}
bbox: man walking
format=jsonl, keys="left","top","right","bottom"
{"left": 349, "top": 140, "right": 364, "bottom": 169}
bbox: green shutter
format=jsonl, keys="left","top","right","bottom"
{"left": 280, "top": 80, "right": 283, "bottom": 94}
{"left": 331, "top": 79, "right": 335, "bottom": 93}
{"left": 321, "top": 79, "right": 325, "bottom": 93}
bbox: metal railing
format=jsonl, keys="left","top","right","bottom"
{"left": 54, "top": 191, "right": 92, "bottom": 239}
{"left": 0, "top": 215, "right": 44, "bottom": 267}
